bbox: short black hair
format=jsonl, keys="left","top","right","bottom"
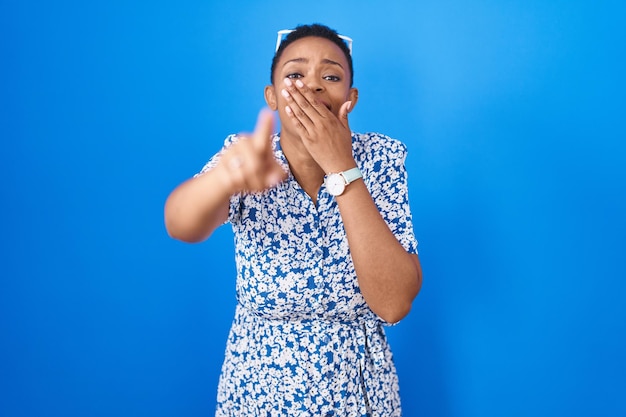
{"left": 270, "top": 23, "right": 354, "bottom": 87}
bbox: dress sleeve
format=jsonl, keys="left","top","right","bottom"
{"left": 194, "top": 134, "right": 242, "bottom": 224}
{"left": 364, "top": 135, "right": 418, "bottom": 254}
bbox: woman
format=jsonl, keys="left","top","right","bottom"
{"left": 165, "top": 23, "right": 422, "bottom": 416}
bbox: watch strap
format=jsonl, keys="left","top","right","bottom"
{"left": 341, "top": 167, "right": 362, "bottom": 184}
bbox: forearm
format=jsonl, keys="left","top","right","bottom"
{"left": 336, "top": 179, "right": 422, "bottom": 323}
{"left": 164, "top": 166, "right": 232, "bottom": 243}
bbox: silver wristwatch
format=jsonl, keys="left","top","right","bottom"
{"left": 324, "top": 167, "right": 363, "bottom": 196}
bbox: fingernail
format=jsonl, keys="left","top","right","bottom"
{"left": 284, "top": 78, "right": 292, "bottom": 86}
{"left": 346, "top": 101, "right": 352, "bottom": 111}
{"left": 281, "top": 89, "right": 290, "bottom": 98}
{"left": 295, "top": 80, "right": 304, "bottom": 88}
{"left": 285, "top": 105, "right": 292, "bottom": 114}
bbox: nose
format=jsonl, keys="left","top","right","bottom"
{"left": 307, "top": 78, "right": 325, "bottom": 93}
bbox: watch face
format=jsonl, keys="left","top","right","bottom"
{"left": 326, "top": 173, "right": 346, "bottom": 196}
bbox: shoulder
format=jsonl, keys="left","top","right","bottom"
{"left": 222, "top": 133, "right": 239, "bottom": 147}
{"left": 352, "top": 132, "right": 408, "bottom": 160}
{"left": 195, "top": 133, "right": 240, "bottom": 176}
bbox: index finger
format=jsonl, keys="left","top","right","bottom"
{"left": 253, "top": 108, "right": 275, "bottom": 151}
{"left": 289, "top": 79, "right": 328, "bottom": 117}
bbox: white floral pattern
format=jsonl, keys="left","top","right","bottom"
{"left": 198, "top": 132, "right": 418, "bottom": 416}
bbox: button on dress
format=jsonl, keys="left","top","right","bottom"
{"left": 198, "top": 132, "right": 418, "bottom": 416}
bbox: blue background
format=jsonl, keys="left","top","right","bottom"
{"left": 2, "top": 1, "right": 625, "bottom": 416}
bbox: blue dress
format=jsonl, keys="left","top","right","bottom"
{"left": 199, "top": 132, "right": 418, "bottom": 416}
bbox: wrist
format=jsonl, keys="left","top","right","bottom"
{"left": 323, "top": 157, "right": 357, "bottom": 174}
{"left": 213, "top": 162, "right": 241, "bottom": 197}
{"left": 324, "top": 166, "right": 362, "bottom": 197}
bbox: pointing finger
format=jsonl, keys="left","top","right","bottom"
{"left": 253, "top": 108, "right": 275, "bottom": 151}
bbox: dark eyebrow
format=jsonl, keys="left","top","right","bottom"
{"left": 283, "top": 57, "right": 344, "bottom": 69}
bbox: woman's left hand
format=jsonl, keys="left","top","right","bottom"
{"left": 281, "top": 78, "right": 355, "bottom": 173}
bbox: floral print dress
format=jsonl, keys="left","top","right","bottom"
{"left": 198, "top": 132, "right": 418, "bottom": 416}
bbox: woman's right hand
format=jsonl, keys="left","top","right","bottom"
{"left": 216, "top": 109, "right": 287, "bottom": 194}
{"left": 165, "top": 109, "right": 286, "bottom": 242}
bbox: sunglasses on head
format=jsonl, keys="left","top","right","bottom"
{"left": 275, "top": 29, "right": 353, "bottom": 55}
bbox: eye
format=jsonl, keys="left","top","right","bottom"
{"left": 286, "top": 73, "right": 303, "bottom": 79}
{"left": 323, "top": 75, "right": 341, "bottom": 82}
